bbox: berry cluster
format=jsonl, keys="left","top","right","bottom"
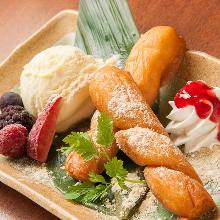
{"left": 0, "top": 105, "right": 34, "bottom": 131}
{"left": 0, "top": 92, "right": 34, "bottom": 158}
{"left": 0, "top": 91, "right": 61, "bottom": 162}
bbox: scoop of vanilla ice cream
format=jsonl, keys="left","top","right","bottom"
{"left": 20, "top": 45, "right": 117, "bottom": 132}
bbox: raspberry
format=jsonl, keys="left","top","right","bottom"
{"left": 0, "top": 92, "right": 23, "bottom": 110}
{"left": 0, "top": 105, "right": 35, "bottom": 131}
{"left": 0, "top": 124, "right": 28, "bottom": 158}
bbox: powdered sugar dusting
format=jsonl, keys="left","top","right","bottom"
{"left": 111, "top": 171, "right": 147, "bottom": 219}
{"left": 107, "top": 85, "right": 159, "bottom": 130}
{"left": 116, "top": 127, "right": 173, "bottom": 158}
{"left": 10, "top": 157, "right": 53, "bottom": 187}
{"left": 187, "top": 146, "right": 220, "bottom": 194}
{"left": 108, "top": 85, "right": 145, "bottom": 119}
{"left": 152, "top": 167, "right": 186, "bottom": 190}
{"left": 131, "top": 192, "right": 159, "bottom": 220}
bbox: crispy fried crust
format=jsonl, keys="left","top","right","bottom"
{"left": 115, "top": 127, "right": 215, "bottom": 218}
{"left": 125, "top": 26, "right": 186, "bottom": 106}
{"left": 144, "top": 167, "right": 216, "bottom": 219}
{"left": 89, "top": 66, "right": 167, "bottom": 136}
{"left": 65, "top": 111, "right": 118, "bottom": 181}
{"left": 89, "top": 66, "right": 215, "bottom": 218}
{"left": 65, "top": 151, "right": 99, "bottom": 182}
{"left": 115, "top": 127, "right": 201, "bottom": 183}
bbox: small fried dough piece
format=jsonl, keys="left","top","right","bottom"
{"left": 65, "top": 111, "right": 118, "bottom": 181}
{"left": 115, "top": 127, "right": 201, "bottom": 183}
{"left": 65, "top": 152, "right": 99, "bottom": 182}
{"left": 65, "top": 141, "right": 118, "bottom": 182}
{"left": 89, "top": 66, "right": 167, "bottom": 136}
{"left": 125, "top": 26, "right": 186, "bottom": 106}
{"left": 144, "top": 167, "right": 216, "bottom": 219}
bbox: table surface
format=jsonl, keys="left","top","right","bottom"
{"left": 1, "top": 0, "right": 220, "bottom": 219}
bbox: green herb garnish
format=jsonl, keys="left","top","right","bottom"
{"left": 61, "top": 132, "right": 97, "bottom": 160}
{"left": 60, "top": 113, "right": 145, "bottom": 204}
{"left": 96, "top": 112, "right": 114, "bottom": 146}
{"left": 89, "top": 172, "right": 107, "bottom": 184}
{"left": 65, "top": 181, "right": 110, "bottom": 204}
{"left": 64, "top": 182, "right": 94, "bottom": 201}
{"left": 82, "top": 184, "right": 110, "bottom": 203}
{"left": 105, "top": 157, "right": 128, "bottom": 188}
{"left": 65, "top": 157, "right": 131, "bottom": 203}
{"left": 60, "top": 113, "right": 114, "bottom": 159}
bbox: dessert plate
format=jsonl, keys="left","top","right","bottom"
{"left": 1, "top": 9, "right": 220, "bottom": 220}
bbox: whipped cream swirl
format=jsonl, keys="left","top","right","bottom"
{"left": 166, "top": 87, "right": 220, "bottom": 153}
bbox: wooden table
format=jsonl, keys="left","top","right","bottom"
{"left": 1, "top": 0, "right": 220, "bottom": 219}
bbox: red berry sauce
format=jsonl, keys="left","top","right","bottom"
{"left": 174, "top": 80, "right": 220, "bottom": 141}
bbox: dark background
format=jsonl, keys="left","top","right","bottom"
{"left": 0, "top": 0, "right": 220, "bottom": 219}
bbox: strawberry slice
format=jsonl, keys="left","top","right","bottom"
{"left": 27, "top": 96, "right": 62, "bottom": 162}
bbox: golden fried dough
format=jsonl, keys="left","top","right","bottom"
{"left": 125, "top": 26, "right": 186, "bottom": 106}
{"left": 115, "top": 127, "right": 201, "bottom": 183}
{"left": 89, "top": 64, "right": 215, "bottom": 218}
{"left": 89, "top": 66, "right": 167, "bottom": 136}
{"left": 65, "top": 111, "right": 118, "bottom": 181}
{"left": 144, "top": 167, "right": 215, "bottom": 219}
{"left": 65, "top": 151, "right": 99, "bottom": 182}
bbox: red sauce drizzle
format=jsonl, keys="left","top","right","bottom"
{"left": 174, "top": 80, "right": 220, "bottom": 140}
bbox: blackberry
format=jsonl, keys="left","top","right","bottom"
{"left": 0, "top": 105, "right": 35, "bottom": 131}
{"left": 0, "top": 92, "right": 23, "bottom": 110}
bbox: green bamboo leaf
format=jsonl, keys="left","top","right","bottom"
{"left": 74, "top": 0, "right": 140, "bottom": 68}
{"left": 157, "top": 203, "right": 176, "bottom": 220}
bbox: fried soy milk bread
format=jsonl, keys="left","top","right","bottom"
{"left": 126, "top": 26, "right": 186, "bottom": 106}
{"left": 65, "top": 111, "right": 118, "bottom": 181}
{"left": 90, "top": 66, "right": 216, "bottom": 219}
{"left": 89, "top": 66, "right": 167, "bottom": 136}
